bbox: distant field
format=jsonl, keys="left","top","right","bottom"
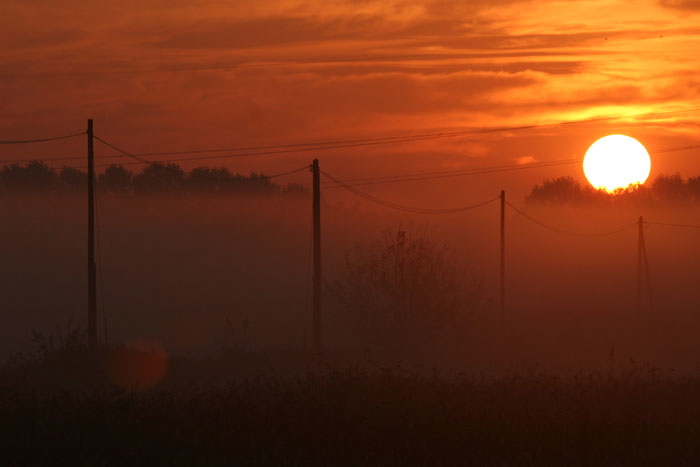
{"left": 2, "top": 358, "right": 700, "bottom": 466}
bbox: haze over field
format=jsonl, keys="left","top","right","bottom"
{"left": 0, "top": 190, "right": 698, "bottom": 375}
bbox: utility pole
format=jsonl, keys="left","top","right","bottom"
{"left": 642, "top": 231, "right": 653, "bottom": 312}
{"left": 500, "top": 190, "right": 505, "bottom": 333}
{"left": 637, "top": 216, "right": 642, "bottom": 315}
{"left": 637, "top": 216, "right": 653, "bottom": 315}
{"left": 87, "top": 119, "right": 97, "bottom": 350}
{"left": 312, "top": 159, "right": 322, "bottom": 354}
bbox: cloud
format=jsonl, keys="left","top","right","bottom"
{"left": 658, "top": 0, "right": 700, "bottom": 10}
{"left": 517, "top": 155, "right": 536, "bottom": 164}
{"left": 2, "top": 0, "right": 700, "bottom": 178}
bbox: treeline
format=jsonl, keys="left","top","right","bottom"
{"left": 527, "top": 174, "right": 700, "bottom": 206}
{"left": 0, "top": 161, "right": 307, "bottom": 196}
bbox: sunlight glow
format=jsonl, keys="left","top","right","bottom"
{"left": 583, "top": 135, "right": 651, "bottom": 193}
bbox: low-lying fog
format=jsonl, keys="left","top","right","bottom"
{"left": 2, "top": 190, "right": 700, "bottom": 374}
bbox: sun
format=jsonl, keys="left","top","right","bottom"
{"left": 583, "top": 135, "right": 651, "bottom": 193}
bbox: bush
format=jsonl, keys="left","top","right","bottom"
{"left": 330, "top": 228, "right": 482, "bottom": 351}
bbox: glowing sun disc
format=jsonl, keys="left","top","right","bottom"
{"left": 583, "top": 135, "right": 651, "bottom": 193}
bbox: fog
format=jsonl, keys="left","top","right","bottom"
{"left": 2, "top": 190, "right": 700, "bottom": 375}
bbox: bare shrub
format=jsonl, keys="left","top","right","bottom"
{"left": 330, "top": 228, "right": 483, "bottom": 351}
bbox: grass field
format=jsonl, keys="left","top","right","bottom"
{"left": 2, "top": 349, "right": 700, "bottom": 466}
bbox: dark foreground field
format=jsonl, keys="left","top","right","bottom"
{"left": 2, "top": 351, "right": 700, "bottom": 466}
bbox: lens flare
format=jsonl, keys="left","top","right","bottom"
{"left": 105, "top": 339, "right": 168, "bottom": 390}
{"left": 583, "top": 135, "right": 651, "bottom": 193}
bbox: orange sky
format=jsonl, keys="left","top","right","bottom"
{"left": 2, "top": 0, "right": 700, "bottom": 198}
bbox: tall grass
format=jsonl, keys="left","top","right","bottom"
{"left": 2, "top": 366, "right": 700, "bottom": 465}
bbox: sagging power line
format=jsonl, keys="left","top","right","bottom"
{"left": 83, "top": 106, "right": 700, "bottom": 159}
{"left": 321, "top": 159, "right": 580, "bottom": 188}
{"left": 505, "top": 201, "right": 637, "bottom": 238}
{"left": 267, "top": 166, "right": 311, "bottom": 179}
{"left": 2, "top": 140, "right": 699, "bottom": 174}
{"left": 322, "top": 168, "right": 500, "bottom": 214}
{"left": 310, "top": 161, "right": 665, "bottom": 337}
{"left": 93, "top": 136, "right": 153, "bottom": 165}
{"left": 0, "top": 132, "right": 85, "bottom": 145}
{"left": 644, "top": 220, "right": 700, "bottom": 230}
{"left": 2, "top": 105, "right": 688, "bottom": 164}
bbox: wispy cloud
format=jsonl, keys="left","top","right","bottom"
{"left": 517, "top": 155, "right": 537, "bottom": 164}
{"left": 1, "top": 0, "right": 700, "bottom": 177}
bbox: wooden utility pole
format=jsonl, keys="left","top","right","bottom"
{"left": 500, "top": 190, "right": 505, "bottom": 332}
{"left": 87, "top": 119, "right": 97, "bottom": 350}
{"left": 642, "top": 232, "right": 653, "bottom": 312}
{"left": 312, "top": 159, "right": 322, "bottom": 354}
{"left": 637, "top": 216, "right": 642, "bottom": 314}
{"left": 637, "top": 216, "right": 653, "bottom": 315}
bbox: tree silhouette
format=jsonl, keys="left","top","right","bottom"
{"left": 0, "top": 160, "right": 307, "bottom": 197}
{"left": 235, "top": 171, "right": 276, "bottom": 194}
{"left": 98, "top": 165, "right": 133, "bottom": 194}
{"left": 651, "top": 173, "right": 688, "bottom": 205}
{"left": 188, "top": 166, "right": 234, "bottom": 192}
{"left": 0, "top": 161, "right": 57, "bottom": 195}
{"left": 330, "top": 228, "right": 481, "bottom": 350}
{"left": 526, "top": 174, "right": 698, "bottom": 207}
{"left": 59, "top": 166, "right": 86, "bottom": 193}
{"left": 279, "top": 182, "right": 307, "bottom": 196}
{"left": 687, "top": 176, "right": 700, "bottom": 204}
{"left": 526, "top": 176, "right": 601, "bottom": 205}
{"left": 133, "top": 162, "right": 185, "bottom": 193}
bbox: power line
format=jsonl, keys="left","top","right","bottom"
{"left": 325, "top": 159, "right": 575, "bottom": 184}
{"left": 0, "top": 147, "right": 681, "bottom": 191}
{"left": 321, "top": 168, "right": 499, "bottom": 214}
{"left": 93, "top": 136, "right": 154, "bottom": 165}
{"left": 3, "top": 116, "right": 700, "bottom": 190}
{"left": 3, "top": 139, "right": 688, "bottom": 169}
{"left": 505, "top": 201, "right": 636, "bottom": 237}
{"left": 0, "top": 132, "right": 85, "bottom": 145}
{"left": 88, "top": 138, "right": 700, "bottom": 180}
{"left": 644, "top": 220, "right": 700, "bottom": 230}
{"left": 317, "top": 141, "right": 700, "bottom": 189}
{"left": 93, "top": 134, "right": 486, "bottom": 165}
{"left": 80, "top": 106, "right": 700, "bottom": 162}
{"left": 0, "top": 155, "right": 87, "bottom": 164}
{"left": 656, "top": 144, "right": 700, "bottom": 154}
{"left": 322, "top": 159, "right": 580, "bottom": 188}
{"left": 0, "top": 105, "right": 697, "bottom": 159}
{"left": 2, "top": 106, "right": 697, "bottom": 166}
{"left": 99, "top": 134, "right": 452, "bottom": 157}
{"left": 0, "top": 153, "right": 135, "bottom": 165}
{"left": 5, "top": 137, "right": 700, "bottom": 168}
{"left": 268, "top": 165, "right": 311, "bottom": 179}
{"left": 327, "top": 141, "right": 700, "bottom": 188}
{"left": 3, "top": 139, "right": 699, "bottom": 190}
